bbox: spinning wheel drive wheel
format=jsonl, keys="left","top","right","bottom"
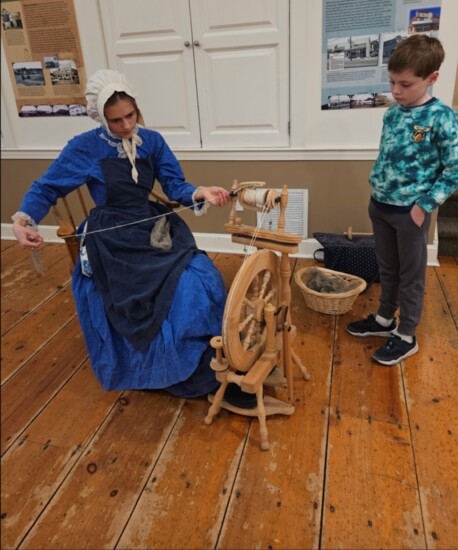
{"left": 222, "top": 249, "right": 280, "bottom": 373}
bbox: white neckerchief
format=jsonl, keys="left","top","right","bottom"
{"left": 122, "top": 134, "right": 142, "bottom": 183}
{"left": 99, "top": 126, "right": 143, "bottom": 183}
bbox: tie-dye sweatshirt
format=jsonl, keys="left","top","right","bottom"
{"left": 369, "top": 98, "right": 458, "bottom": 213}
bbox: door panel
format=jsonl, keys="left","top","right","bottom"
{"left": 98, "top": 0, "right": 201, "bottom": 148}
{"left": 190, "top": 0, "right": 289, "bottom": 147}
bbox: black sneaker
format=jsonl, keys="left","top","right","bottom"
{"left": 347, "top": 313, "right": 397, "bottom": 338}
{"left": 372, "top": 335, "right": 418, "bottom": 366}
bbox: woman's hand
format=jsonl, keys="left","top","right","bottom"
{"left": 411, "top": 204, "right": 426, "bottom": 227}
{"left": 12, "top": 218, "right": 44, "bottom": 249}
{"left": 194, "top": 186, "right": 230, "bottom": 207}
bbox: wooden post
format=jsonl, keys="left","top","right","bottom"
{"left": 52, "top": 205, "right": 79, "bottom": 269}
{"left": 280, "top": 252, "right": 292, "bottom": 324}
{"left": 264, "top": 303, "right": 276, "bottom": 355}
{"left": 228, "top": 179, "right": 239, "bottom": 225}
{"left": 278, "top": 184, "right": 288, "bottom": 232}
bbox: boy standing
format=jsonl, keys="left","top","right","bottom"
{"left": 347, "top": 34, "right": 458, "bottom": 365}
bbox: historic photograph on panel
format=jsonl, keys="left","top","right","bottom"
{"left": 408, "top": 6, "right": 441, "bottom": 33}
{"left": 49, "top": 59, "right": 80, "bottom": 85}
{"left": 12, "top": 62, "right": 45, "bottom": 87}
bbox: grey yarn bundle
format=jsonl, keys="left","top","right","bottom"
{"left": 305, "top": 267, "right": 359, "bottom": 294}
{"left": 150, "top": 217, "right": 172, "bottom": 251}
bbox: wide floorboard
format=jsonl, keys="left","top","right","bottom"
{"left": 1, "top": 241, "right": 457, "bottom": 550}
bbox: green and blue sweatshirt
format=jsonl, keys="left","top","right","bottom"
{"left": 370, "top": 98, "right": 458, "bottom": 213}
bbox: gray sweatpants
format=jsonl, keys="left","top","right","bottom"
{"left": 369, "top": 200, "right": 432, "bottom": 337}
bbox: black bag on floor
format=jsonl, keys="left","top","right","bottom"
{"left": 313, "top": 232, "right": 380, "bottom": 286}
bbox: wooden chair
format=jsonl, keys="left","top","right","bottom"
{"left": 52, "top": 186, "right": 179, "bottom": 270}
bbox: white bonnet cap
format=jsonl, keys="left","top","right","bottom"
{"left": 85, "top": 69, "right": 138, "bottom": 127}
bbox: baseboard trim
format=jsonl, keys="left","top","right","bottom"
{"left": 1, "top": 223, "right": 440, "bottom": 265}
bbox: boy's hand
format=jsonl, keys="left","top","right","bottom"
{"left": 411, "top": 205, "right": 426, "bottom": 227}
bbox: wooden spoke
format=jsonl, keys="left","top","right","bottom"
{"left": 242, "top": 297, "right": 255, "bottom": 309}
{"left": 263, "top": 289, "right": 276, "bottom": 305}
{"left": 258, "top": 271, "right": 271, "bottom": 300}
{"left": 238, "top": 313, "right": 254, "bottom": 332}
{"left": 242, "top": 318, "right": 257, "bottom": 350}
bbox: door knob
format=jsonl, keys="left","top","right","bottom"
{"left": 193, "top": 40, "right": 200, "bottom": 47}
{"left": 184, "top": 41, "right": 191, "bottom": 47}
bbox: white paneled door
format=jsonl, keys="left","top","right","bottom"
{"left": 99, "top": 0, "right": 289, "bottom": 148}
{"left": 99, "top": 0, "right": 201, "bottom": 148}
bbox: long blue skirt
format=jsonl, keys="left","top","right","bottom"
{"left": 72, "top": 252, "right": 226, "bottom": 398}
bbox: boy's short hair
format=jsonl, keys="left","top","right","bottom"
{"left": 388, "top": 34, "right": 445, "bottom": 78}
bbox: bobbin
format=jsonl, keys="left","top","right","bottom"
{"left": 238, "top": 188, "right": 280, "bottom": 212}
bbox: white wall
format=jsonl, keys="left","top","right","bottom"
{"left": 1, "top": 0, "right": 457, "bottom": 156}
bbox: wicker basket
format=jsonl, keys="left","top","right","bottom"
{"left": 294, "top": 266, "right": 367, "bottom": 315}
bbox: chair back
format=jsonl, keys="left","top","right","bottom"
{"left": 52, "top": 188, "right": 89, "bottom": 269}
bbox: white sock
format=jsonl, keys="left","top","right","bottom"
{"left": 375, "top": 314, "right": 393, "bottom": 327}
{"left": 393, "top": 329, "right": 414, "bottom": 343}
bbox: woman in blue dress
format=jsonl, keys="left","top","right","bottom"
{"left": 12, "top": 69, "right": 230, "bottom": 398}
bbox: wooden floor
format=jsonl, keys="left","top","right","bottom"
{"left": 1, "top": 240, "right": 457, "bottom": 550}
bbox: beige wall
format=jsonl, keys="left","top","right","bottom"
{"left": 178, "top": 160, "right": 374, "bottom": 236}
{"left": 1, "top": 158, "right": 437, "bottom": 243}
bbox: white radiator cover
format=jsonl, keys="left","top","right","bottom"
{"left": 256, "top": 189, "right": 308, "bottom": 238}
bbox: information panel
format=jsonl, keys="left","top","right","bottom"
{"left": 322, "top": 0, "right": 442, "bottom": 110}
{"left": 1, "top": 0, "right": 87, "bottom": 117}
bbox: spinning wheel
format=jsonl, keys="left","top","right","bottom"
{"left": 205, "top": 180, "right": 310, "bottom": 450}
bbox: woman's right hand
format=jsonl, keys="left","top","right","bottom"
{"left": 12, "top": 218, "right": 43, "bottom": 249}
